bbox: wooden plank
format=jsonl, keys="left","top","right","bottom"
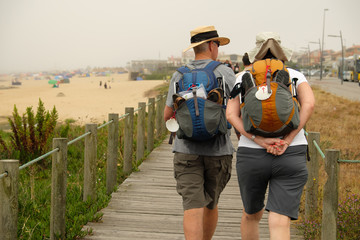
{"left": 81, "top": 132, "right": 303, "bottom": 239}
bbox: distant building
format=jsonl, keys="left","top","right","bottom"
{"left": 182, "top": 51, "right": 195, "bottom": 65}
{"left": 345, "top": 45, "right": 360, "bottom": 56}
{"left": 293, "top": 47, "right": 360, "bottom": 68}
{"left": 182, "top": 51, "right": 242, "bottom": 65}
{"left": 167, "top": 56, "right": 182, "bottom": 67}
{"left": 129, "top": 59, "right": 168, "bottom": 73}
{"left": 218, "top": 54, "right": 242, "bottom": 64}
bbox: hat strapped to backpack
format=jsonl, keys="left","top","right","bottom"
{"left": 247, "top": 32, "right": 293, "bottom": 63}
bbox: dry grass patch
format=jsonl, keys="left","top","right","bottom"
{"left": 307, "top": 86, "right": 360, "bottom": 195}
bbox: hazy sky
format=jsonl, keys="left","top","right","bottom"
{"left": 0, "top": 0, "right": 359, "bottom": 74}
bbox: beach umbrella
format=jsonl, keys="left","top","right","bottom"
{"left": 48, "top": 80, "right": 58, "bottom": 84}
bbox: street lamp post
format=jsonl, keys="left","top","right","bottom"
{"left": 328, "top": 31, "right": 345, "bottom": 85}
{"left": 307, "top": 45, "right": 311, "bottom": 80}
{"left": 320, "top": 8, "right": 329, "bottom": 80}
{"left": 301, "top": 46, "right": 311, "bottom": 79}
{"left": 310, "top": 39, "right": 321, "bottom": 69}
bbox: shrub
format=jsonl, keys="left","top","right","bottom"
{"left": 0, "top": 98, "right": 58, "bottom": 166}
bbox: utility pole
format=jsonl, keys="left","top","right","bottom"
{"left": 310, "top": 39, "right": 321, "bottom": 78}
{"left": 329, "top": 31, "right": 345, "bottom": 85}
{"left": 320, "top": 8, "right": 329, "bottom": 80}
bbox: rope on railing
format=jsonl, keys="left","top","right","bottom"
{"left": 134, "top": 94, "right": 166, "bottom": 112}
{"left": 68, "top": 132, "right": 91, "bottom": 146}
{"left": 304, "top": 130, "right": 325, "bottom": 159}
{"left": 19, "top": 148, "right": 60, "bottom": 171}
{"left": 119, "top": 112, "right": 129, "bottom": 120}
{"left": 146, "top": 94, "right": 166, "bottom": 107}
{"left": 304, "top": 130, "right": 360, "bottom": 163}
{"left": 97, "top": 119, "right": 113, "bottom": 130}
{"left": 16, "top": 111, "right": 134, "bottom": 172}
{"left": 313, "top": 139, "right": 325, "bottom": 159}
{"left": 338, "top": 159, "right": 360, "bottom": 163}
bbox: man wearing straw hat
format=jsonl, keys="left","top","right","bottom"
{"left": 226, "top": 32, "right": 315, "bottom": 240}
{"left": 164, "top": 25, "right": 236, "bottom": 240}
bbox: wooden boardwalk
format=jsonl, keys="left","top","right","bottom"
{"left": 82, "top": 133, "right": 303, "bottom": 239}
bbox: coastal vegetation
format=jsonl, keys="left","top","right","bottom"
{"left": 0, "top": 91, "right": 168, "bottom": 239}
{"left": 0, "top": 84, "right": 359, "bottom": 239}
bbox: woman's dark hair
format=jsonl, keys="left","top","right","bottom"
{"left": 242, "top": 53, "right": 251, "bottom": 66}
{"left": 262, "top": 49, "right": 275, "bottom": 59}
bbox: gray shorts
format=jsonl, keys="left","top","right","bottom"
{"left": 236, "top": 145, "right": 308, "bottom": 220}
{"left": 173, "top": 153, "right": 232, "bottom": 210}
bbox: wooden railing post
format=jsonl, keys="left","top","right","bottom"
{"left": 155, "top": 95, "right": 162, "bottom": 138}
{"left": 136, "top": 102, "right": 146, "bottom": 163}
{"left": 124, "top": 107, "right": 134, "bottom": 174}
{"left": 83, "top": 124, "right": 97, "bottom": 201}
{"left": 305, "top": 132, "right": 320, "bottom": 219}
{"left": 321, "top": 149, "right": 339, "bottom": 240}
{"left": 50, "top": 138, "right": 68, "bottom": 240}
{"left": 147, "top": 98, "right": 155, "bottom": 152}
{"left": 106, "top": 113, "right": 119, "bottom": 195}
{"left": 0, "top": 160, "right": 19, "bottom": 240}
{"left": 160, "top": 95, "right": 166, "bottom": 135}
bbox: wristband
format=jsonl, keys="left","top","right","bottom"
{"left": 251, "top": 135, "right": 256, "bottom": 141}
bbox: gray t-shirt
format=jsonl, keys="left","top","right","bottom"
{"left": 165, "top": 59, "right": 236, "bottom": 156}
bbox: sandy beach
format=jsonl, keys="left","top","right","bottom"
{"left": 0, "top": 73, "right": 166, "bottom": 128}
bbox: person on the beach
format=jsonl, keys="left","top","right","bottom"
{"left": 163, "top": 25, "right": 236, "bottom": 240}
{"left": 226, "top": 32, "right": 315, "bottom": 240}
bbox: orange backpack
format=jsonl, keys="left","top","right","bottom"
{"left": 240, "top": 58, "right": 300, "bottom": 137}
{"left": 250, "top": 58, "right": 294, "bottom": 92}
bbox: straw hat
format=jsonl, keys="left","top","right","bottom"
{"left": 247, "top": 32, "right": 293, "bottom": 63}
{"left": 183, "top": 25, "right": 230, "bottom": 52}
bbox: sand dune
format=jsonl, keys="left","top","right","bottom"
{"left": 0, "top": 73, "right": 166, "bottom": 126}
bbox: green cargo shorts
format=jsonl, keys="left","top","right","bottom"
{"left": 173, "top": 153, "right": 232, "bottom": 210}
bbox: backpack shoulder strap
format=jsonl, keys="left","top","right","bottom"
{"left": 201, "top": 61, "right": 222, "bottom": 83}
{"left": 204, "top": 61, "right": 222, "bottom": 72}
{"left": 177, "top": 65, "right": 191, "bottom": 75}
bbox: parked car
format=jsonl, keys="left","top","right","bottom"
{"left": 300, "top": 69, "right": 310, "bottom": 76}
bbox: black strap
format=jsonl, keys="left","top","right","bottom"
{"left": 191, "top": 31, "right": 218, "bottom": 43}
{"left": 168, "top": 132, "right": 175, "bottom": 145}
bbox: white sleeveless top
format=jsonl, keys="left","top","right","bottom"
{"left": 236, "top": 68, "right": 308, "bottom": 149}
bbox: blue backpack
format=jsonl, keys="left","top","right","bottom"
{"left": 174, "top": 61, "right": 229, "bottom": 141}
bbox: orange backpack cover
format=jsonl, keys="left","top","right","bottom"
{"left": 240, "top": 58, "right": 300, "bottom": 137}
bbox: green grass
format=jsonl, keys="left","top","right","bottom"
{"left": 12, "top": 118, "right": 168, "bottom": 239}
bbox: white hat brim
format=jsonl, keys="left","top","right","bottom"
{"left": 248, "top": 38, "right": 293, "bottom": 63}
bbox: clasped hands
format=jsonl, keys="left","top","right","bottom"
{"left": 255, "top": 136, "right": 290, "bottom": 156}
